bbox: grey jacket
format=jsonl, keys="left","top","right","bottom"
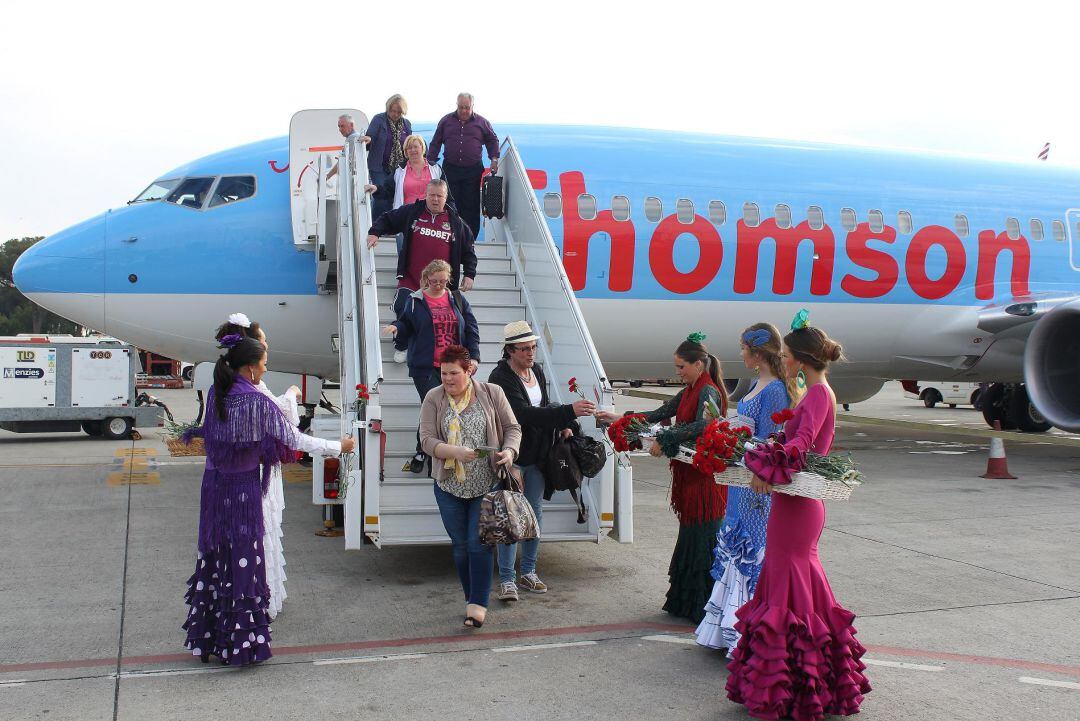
{"left": 419, "top": 380, "right": 522, "bottom": 483}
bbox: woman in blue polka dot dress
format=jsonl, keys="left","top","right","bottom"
{"left": 696, "top": 323, "right": 793, "bottom": 652}
{"left": 181, "top": 336, "right": 352, "bottom": 666}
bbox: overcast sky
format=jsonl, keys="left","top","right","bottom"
{"left": 2, "top": 0, "right": 1075, "bottom": 240}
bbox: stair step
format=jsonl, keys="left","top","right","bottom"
{"left": 374, "top": 255, "right": 512, "bottom": 274}
{"left": 378, "top": 303, "right": 526, "bottom": 324}
{"left": 374, "top": 241, "right": 508, "bottom": 259}
{"left": 378, "top": 285, "right": 521, "bottom": 306}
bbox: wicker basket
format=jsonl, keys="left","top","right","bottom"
{"left": 674, "top": 449, "right": 859, "bottom": 501}
{"left": 165, "top": 436, "right": 205, "bottom": 457}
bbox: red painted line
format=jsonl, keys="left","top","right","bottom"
{"left": 4, "top": 622, "right": 1080, "bottom": 679}
{"left": 865, "top": 643, "right": 1080, "bottom": 678}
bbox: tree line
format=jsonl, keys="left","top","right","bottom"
{"left": 0, "top": 237, "right": 82, "bottom": 336}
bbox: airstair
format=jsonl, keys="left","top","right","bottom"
{"left": 289, "top": 110, "right": 627, "bottom": 548}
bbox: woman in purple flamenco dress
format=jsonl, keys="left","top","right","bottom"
{"left": 726, "top": 319, "right": 871, "bottom": 720}
{"left": 181, "top": 336, "right": 354, "bottom": 666}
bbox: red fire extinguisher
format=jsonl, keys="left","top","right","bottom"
{"left": 323, "top": 457, "right": 341, "bottom": 499}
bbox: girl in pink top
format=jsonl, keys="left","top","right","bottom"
{"left": 394, "top": 135, "right": 444, "bottom": 209}
{"left": 727, "top": 317, "right": 871, "bottom": 721}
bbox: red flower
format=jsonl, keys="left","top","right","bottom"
{"left": 568, "top": 377, "right": 579, "bottom": 393}
{"left": 356, "top": 383, "right": 370, "bottom": 402}
{"left": 771, "top": 408, "right": 795, "bottom": 424}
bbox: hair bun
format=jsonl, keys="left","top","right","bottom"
{"left": 825, "top": 339, "right": 844, "bottom": 362}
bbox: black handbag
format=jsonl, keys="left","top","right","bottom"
{"left": 568, "top": 433, "right": 607, "bottom": 478}
{"left": 542, "top": 436, "right": 588, "bottom": 524}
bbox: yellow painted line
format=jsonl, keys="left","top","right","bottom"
{"left": 115, "top": 448, "right": 157, "bottom": 458}
{"left": 107, "top": 470, "right": 161, "bottom": 486}
{"left": 600, "top": 512, "right": 614, "bottom": 521}
{"left": 0, "top": 462, "right": 116, "bottom": 468}
{"left": 364, "top": 516, "right": 379, "bottom": 525}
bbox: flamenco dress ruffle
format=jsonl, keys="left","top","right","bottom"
{"left": 724, "top": 494, "right": 871, "bottom": 721}
{"left": 695, "top": 491, "right": 767, "bottom": 650}
{"left": 261, "top": 465, "right": 287, "bottom": 619}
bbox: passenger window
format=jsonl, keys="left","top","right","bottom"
{"left": 708, "top": 200, "right": 726, "bottom": 225}
{"left": 743, "top": 202, "right": 760, "bottom": 227}
{"left": 208, "top": 176, "right": 256, "bottom": 208}
{"left": 898, "top": 211, "right": 913, "bottom": 235}
{"left": 840, "top": 208, "right": 856, "bottom": 232}
{"left": 1030, "top": 219, "right": 1044, "bottom": 241}
{"left": 807, "top": 206, "right": 824, "bottom": 230}
{"left": 612, "top": 195, "right": 631, "bottom": 222}
{"left": 676, "top": 199, "right": 695, "bottom": 224}
{"left": 868, "top": 209, "right": 884, "bottom": 233}
{"left": 775, "top": 204, "right": 792, "bottom": 229}
{"left": 577, "top": 194, "right": 597, "bottom": 220}
{"left": 954, "top": 214, "right": 970, "bottom": 238}
{"left": 1005, "top": 217, "right": 1020, "bottom": 240}
{"left": 1053, "top": 220, "right": 1066, "bottom": 242}
{"left": 543, "top": 193, "right": 561, "bottom": 219}
{"left": 644, "top": 197, "right": 663, "bottom": 222}
{"left": 165, "top": 177, "right": 215, "bottom": 209}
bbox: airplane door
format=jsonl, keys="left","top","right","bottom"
{"left": 1067, "top": 209, "right": 1080, "bottom": 270}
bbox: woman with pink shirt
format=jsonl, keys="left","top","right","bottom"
{"left": 725, "top": 314, "right": 871, "bottom": 721}
{"left": 394, "top": 135, "right": 444, "bottom": 209}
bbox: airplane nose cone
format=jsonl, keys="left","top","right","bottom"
{"left": 13, "top": 213, "right": 106, "bottom": 331}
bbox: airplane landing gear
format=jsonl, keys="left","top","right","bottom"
{"left": 981, "top": 383, "right": 1051, "bottom": 433}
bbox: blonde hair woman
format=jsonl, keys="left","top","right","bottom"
{"left": 361, "top": 93, "right": 412, "bottom": 221}
{"left": 394, "top": 134, "right": 445, "bottom": 209}
{"left": 383, "top": 259, "right": 481, "bottom": 473}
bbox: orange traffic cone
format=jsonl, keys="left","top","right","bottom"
{"left": 981, "top": 420, "right": 1017, "bottom": 479}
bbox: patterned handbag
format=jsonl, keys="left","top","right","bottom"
{"left": 478, "top": 466, "right": 539, "bottom": 546}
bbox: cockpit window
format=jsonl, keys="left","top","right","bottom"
{"left": 131, "top": 178, "right": 180, "bottom": 204}
{"left": 209, "top": 176, "right": 256, "bottom": 208}
{"left": 165, "top": 177, "right": 215, "bottom": 209}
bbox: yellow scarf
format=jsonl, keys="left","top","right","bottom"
{"left": 444, "top": 382, "right": 474, "bottom": 482}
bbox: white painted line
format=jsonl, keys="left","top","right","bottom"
{"left": 492, "top": 641, "right": 598, "bottom": 653}
{"left": 863, "top": 658, "right": 944, "bottom": 672}
{"left": 641, "top": 634, "right": 698, "bottom": 646}
{"left": 0, "top": 680, "right": 27, "bottom": 687}
{"left": 1018, "top": 676, "right": 1080, "bottom": 691}
{"left": 313, "top": 653, "right": 427, "bottom": 666}
{"left": 118, "top": 667, "right": 238, "bottom": 679}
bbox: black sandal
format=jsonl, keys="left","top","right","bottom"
{"left": 464, "top": 616, "right": 483, "bottom": 628}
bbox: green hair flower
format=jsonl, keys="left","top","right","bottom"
{"left": 790, "top": 309, "right": 810, "bottom": 331}
{"left": 687, "top": 331, "right": 707, "bottom": 345}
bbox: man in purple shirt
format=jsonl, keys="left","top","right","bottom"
{"left": 426, "top": 93, "right": 499, "bottom": 238}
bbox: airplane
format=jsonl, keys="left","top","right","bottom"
{"left": 13, "top": 121, "right": 1080, "bottom": 434}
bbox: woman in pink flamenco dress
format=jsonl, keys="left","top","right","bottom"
{"left": 726, "top": 317, "right": 871, "bottom": 720}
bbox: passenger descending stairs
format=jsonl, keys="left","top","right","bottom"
{"left": 372, "top": 238, "right": 600, "bottom": 545}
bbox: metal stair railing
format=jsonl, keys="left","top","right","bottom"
{"left": 336, "top": 135, "right": 385, "bottom": 549}
{"left": 486, "top": 136, "right": 618, "bottom": 538}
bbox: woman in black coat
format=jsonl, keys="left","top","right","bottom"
{"left": 486, "top": 321, "right": 594, "bottom": 601}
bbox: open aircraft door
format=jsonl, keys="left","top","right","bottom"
{"left": 1067, "top": 209, "right": 1080, "bottom": 271}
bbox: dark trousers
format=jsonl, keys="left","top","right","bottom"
{"left": 370, "top": 168, "right": 393, "bottom": 222}
{"left": 433, "top": 483, "right": 493, "bottom": 607}
{"left": 443, "top": 162, "right": 484, "bottom": 238}
{"left": 411, "top": 367, "right": 441, "bottom": 455}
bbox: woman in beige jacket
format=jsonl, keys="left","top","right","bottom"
{"left": 419, "top": 345, "right": 521, "bottom": 628}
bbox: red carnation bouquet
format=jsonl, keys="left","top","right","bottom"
{"left": 771, "top": 408, "right": 794, "bottom": 425}
{"left": 691, "top": 419, "right": 754, "bottom": 475}
{"left": 606, "top": 413, "right": 652, "bottom": 452}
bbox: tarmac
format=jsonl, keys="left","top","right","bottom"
{"left": 1, "top": 382, "right": 1079, "bottom": 720}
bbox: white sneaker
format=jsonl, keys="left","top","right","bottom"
{"left": 498, "top": 582, "right": 519, "bottom": 601}
{"left": 393, "top": 349, "right": 406, "bottom": 363}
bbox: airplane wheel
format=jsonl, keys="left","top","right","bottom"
{"left": 1009, "top": 385, "right": 1052, "bottom": 433}
{"left": 981, "top": 384, "right": 1017, "bottom": 430}
{"left": 922, "top": 389, "right": 941, "bottom": 408}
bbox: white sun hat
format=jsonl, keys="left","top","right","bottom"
{"left": 503, "top": 320, "right": 540, "bottom": 345}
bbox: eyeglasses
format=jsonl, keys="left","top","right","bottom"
{"left": 513, "top": 344, "right": 537, "bottom": 352}
{"left": 427, "top": 277, "right": 449, "bottom": 286}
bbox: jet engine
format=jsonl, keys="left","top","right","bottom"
{"left": 1023, "top": 299, "right": 1080, "bottom": 432}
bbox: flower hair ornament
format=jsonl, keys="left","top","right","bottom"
{"left": 227, "top": 312, "right": 252, "bottom": 328}
{"left": 741, "top": 328, "right": 771, "bottom": 348}
{"left": 686, "top": 331, "right": 707, "bottom": 345}
{"left": 218, "top": 333, "right": 244, "bottom": 349}
{"left": 790, "top": 309, "right": 810, "bottom": 331}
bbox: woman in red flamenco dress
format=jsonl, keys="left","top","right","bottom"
{"left": 726, "top": 316, "right": 871, "bottom": 720}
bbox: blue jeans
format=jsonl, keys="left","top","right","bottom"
{"left": 433, "top": 483, "right": 493, "bottom": 606}
{"left": 411, "top": 367, "right": 441, "bottom": 455}
{"left": 496, "top": 464, "right": 544, "bottom": 583}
